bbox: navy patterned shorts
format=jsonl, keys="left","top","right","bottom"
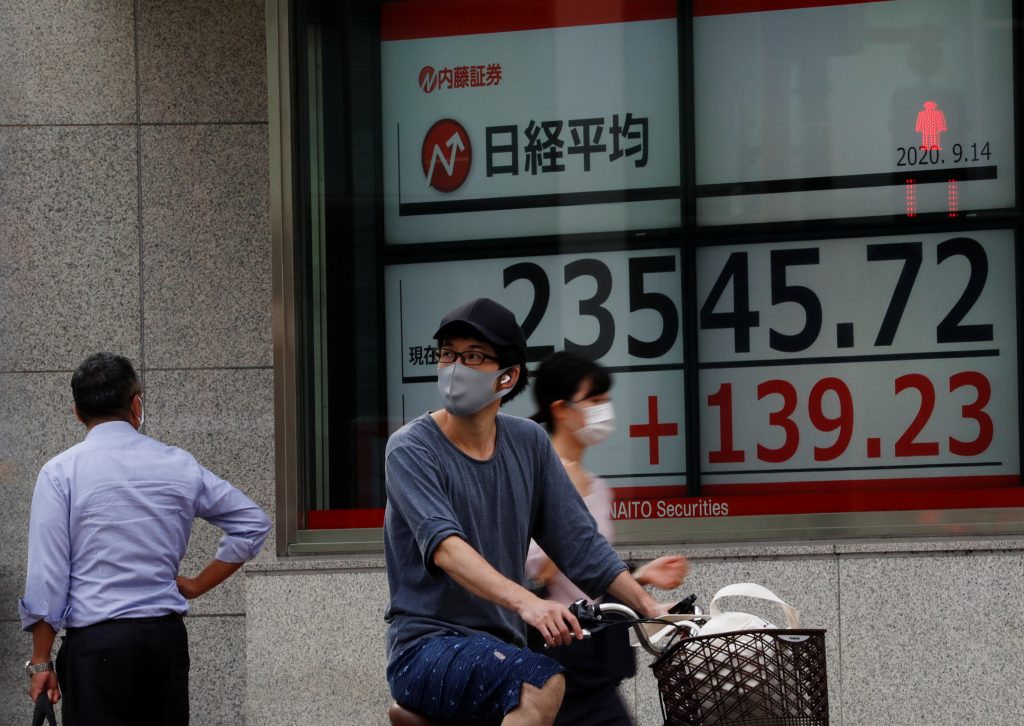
{"left": 387, "top": 632, "right": 565, "bottom": 722}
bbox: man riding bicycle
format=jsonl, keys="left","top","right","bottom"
{"left": 383, "top": 298, "right": 679, "bottom": 725}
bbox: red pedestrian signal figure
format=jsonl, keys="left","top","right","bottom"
{"left": 915, "top": 100, "right": 947, "bottom": 150}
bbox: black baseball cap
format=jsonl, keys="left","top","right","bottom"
{"left": 433, "top": 298, "right": 528, "bottom": 362}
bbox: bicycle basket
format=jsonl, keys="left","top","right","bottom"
{"left": 650, "top": 628, "right": 828, "bottom": 726}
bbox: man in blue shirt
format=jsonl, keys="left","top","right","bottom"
{"left": 20, "top": 352, "right": 272, "bottom": 725}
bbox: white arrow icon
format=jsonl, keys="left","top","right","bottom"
{"left": 426, "top": 132, "right": 466, "bottom": 187}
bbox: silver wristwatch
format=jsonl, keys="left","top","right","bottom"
{"left": 24, "top": 660, "right": 54, "bottom": 676}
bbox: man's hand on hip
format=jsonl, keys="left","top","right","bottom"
{"left": 176, "top": 575, "right": 202, "bottom": 599}
{"left": 177, "top": 560, "right": 243, "bottom": 600}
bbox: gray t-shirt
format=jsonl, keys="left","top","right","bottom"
{"left": 383, "top": 412, "right": 627, "bottom": 665}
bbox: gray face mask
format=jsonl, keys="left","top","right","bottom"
{"left": 437, "top": 364, "right": 514, "bottom": 416}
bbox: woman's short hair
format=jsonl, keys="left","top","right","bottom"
{"left": 530, "top": 351, "right": 611, "bottom": 432}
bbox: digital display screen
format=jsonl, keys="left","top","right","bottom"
{"left": 358, "top": 1, "right": 1023, "bottom": 532}
{"left": 693, "top": 0, "right": 1015, "bottom": 225}
{"left": 380, "top": 0, "right": 682, "bottom": 244}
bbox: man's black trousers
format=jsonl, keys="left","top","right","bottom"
{"left": 56, "top": 614, "right": 189, "bottom": 726}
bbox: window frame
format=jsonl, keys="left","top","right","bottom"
{"left": 269, "top": 0, "right": 1024, "bottom": 556}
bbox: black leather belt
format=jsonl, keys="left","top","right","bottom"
{"left": 67, "top": 612, "right": 183, "bottom": 631}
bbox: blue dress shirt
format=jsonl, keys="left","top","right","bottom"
{"left": 20, "top": 420, "right": 272, "bottom": 631}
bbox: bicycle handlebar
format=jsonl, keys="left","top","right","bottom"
{"left": 567, "top": 597, "right": 705, "bottom": 656}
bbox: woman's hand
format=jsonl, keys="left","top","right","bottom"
{"left": 634, "top": 555, "right": 688, "bottom": 590}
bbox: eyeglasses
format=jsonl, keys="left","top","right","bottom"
{"left": 436, "top": 348, "right": 501, "bottom": 366}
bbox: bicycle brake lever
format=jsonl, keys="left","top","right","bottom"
{"left": 569, "top": 598, "right": 602, "bottom": 621}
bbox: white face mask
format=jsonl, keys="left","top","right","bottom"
{"left": 135, "top": 395, "right": 145, "bottom": 429}
{"left": 571, "top": 401, "right": 615, "bottom": 446}
{"left": 437, "top": 364, "right": 514, "bottom": 417}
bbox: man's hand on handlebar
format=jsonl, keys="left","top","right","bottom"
{"left": 519, "top": 594, "right": 584, "bottom": 647}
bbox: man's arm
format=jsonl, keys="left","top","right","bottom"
{"left": 27, "top": 621, "right": 59, "bottom": 704}
{"left": 531, "top": 440, "right": 633, "bottom": 600}
{"left": 180, "top": 467, "right": 270, "bottom": 600}
{"left": 194, "top": 467, "right": 272, "bottom": 562}
{"left": 20, "top": 471, "right": 72, "bottom": 632}
{"left": 433, "top": 535, "right": 583, "bottom": 647}
{"left": 605, "top": 569, "right": 672, "bottom": 619}
{"left": 22, "top": 469, "right": 69, "bottom": 704}
{"left": 176, "top": 559, "right": 243, "bottom": 599}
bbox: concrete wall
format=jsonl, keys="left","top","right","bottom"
{"left": 0, "top": 1, "right": 271, "bottom": 723}
{"left": 245, "top": 539, "right": 1024, "bottom": 726}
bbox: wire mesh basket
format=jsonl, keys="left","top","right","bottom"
{"left": 650, "top": 628, "right": 829, "bottom": 726}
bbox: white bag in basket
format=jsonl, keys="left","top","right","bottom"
{"left": 688, "top": 584, "right": 800, "bottom": 714}
{"left": 699, "top": 582, "right": 799, "bottom": 635}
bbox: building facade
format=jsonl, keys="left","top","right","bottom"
{"left": 2, "top": 1, "right": 1023, "bottom": 724}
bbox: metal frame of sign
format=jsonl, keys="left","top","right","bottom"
{"left": 272, "top": 0, "right": 1024, "bottom": 552}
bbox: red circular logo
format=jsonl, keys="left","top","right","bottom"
{"left": 421, "top": 119, "right": 472, "bottom": 193}
{"left": 419, "top": 66, "right": 438, "bottom": 93}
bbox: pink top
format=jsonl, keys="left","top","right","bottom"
{"left": 525, "top": 475, "right": 615, "bottom": 604}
